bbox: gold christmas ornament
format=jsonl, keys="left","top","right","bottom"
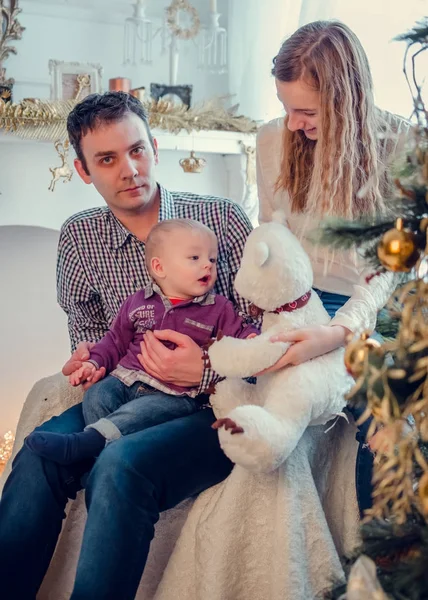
{"left": 344, "top": 331, "right": 381, "bottom": 378}
{"left": 377, "top": 217, "right": 420, "bottom": 272}
{"left": 179, "top": 150, "right": 206, "bottom": 173}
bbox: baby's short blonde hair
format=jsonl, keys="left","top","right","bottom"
{"left": 145, "top": 218, "right": 217, "bottom": 273}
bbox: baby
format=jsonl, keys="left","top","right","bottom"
{"left": 26, "top": 218, "right": 259, "bottom": 465}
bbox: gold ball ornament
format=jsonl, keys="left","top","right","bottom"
{"left": 344, "top": 332, "right": 381, "bottom": 378}
{"left": 377, "top": 218, "right": 420, "bottom": 272}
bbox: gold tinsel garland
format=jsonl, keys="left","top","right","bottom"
{"left": 0, "top": 97, "right": 258, "bottom": 142}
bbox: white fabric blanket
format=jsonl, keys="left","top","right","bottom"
{"left": 1, "top": 373, "right": 360, "bottom": 600}
{"left": 154, "top": 420, "right": 360, "bottom": 600}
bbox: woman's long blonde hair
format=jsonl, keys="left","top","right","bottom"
{"left": 272, "top": 20, "right": 397, "bottom": 218}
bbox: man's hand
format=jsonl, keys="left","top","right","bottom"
{"left": 255, "top": 325, "right": 349, "bottom": 376}
{"left": 137, "top": 329, "right": 203, "bottom": 387}
{"left": 62, "top": 341, "right": 106, "bottom": 390}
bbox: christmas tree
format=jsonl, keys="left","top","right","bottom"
{"left": 320, "top": 18, "right": 428, "bottom": 600}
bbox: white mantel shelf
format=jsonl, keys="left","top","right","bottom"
{"left": 0, "top": 127, "right": 259, "bottom": 231}
{"left": 0, "top": 129, "right": 256, "bottom": 154}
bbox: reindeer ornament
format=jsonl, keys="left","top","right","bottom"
{"left": 48, "top": 139, "right": 73, "bottom": 192}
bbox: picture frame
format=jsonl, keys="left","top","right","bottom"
{"left": 49, "top": 60, "right": 103, "bottom": 101}
{"left": 150, "top": 83, "right": 193, "bottom": 108}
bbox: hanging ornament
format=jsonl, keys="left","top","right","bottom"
{"left": 165, "top": 0, "right": 201, "bottom": 41}
{"left": 179, "top": 150, "right": 206, "bottom": 173}
{"left": 344, "top": 331, "right": 381, "bottom": 378}
{"left": 377, "top": 217, "right": 420, "bottom": 272}
{"left": 48, "top": 139, "right": 73, "bottom": 192}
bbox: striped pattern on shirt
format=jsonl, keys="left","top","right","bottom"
{"left": 57, "top": 184, "right": 255, "bottom": 394}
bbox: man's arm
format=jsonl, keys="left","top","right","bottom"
{"left": 57, "top": 227, "right": 109, "bottom": 351}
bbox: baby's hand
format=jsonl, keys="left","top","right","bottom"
{"left": 246, "top": 333, "right": 258, "bottom": 339}
{"left": 69, "top": 361, "right": 96, "bottom": 387}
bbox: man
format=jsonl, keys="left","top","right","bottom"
{"left": 0, "top": 92, "right": 254, "bottom": 599}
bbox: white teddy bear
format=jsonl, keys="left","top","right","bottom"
{"left": 208, "top": 221, "right": 353, "bottom": 473}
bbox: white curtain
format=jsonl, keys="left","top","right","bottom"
{"left": 299, "top": 0, "right": 428, "bottom": 119}
{"left": 227, "top": 0, "right": 427, "bottom": 123}
{"left": 227, "top": 0, "right": 304, "bottom": 122}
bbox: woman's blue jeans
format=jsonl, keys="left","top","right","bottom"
{"left": 0, "top": 404, "right": 232, "bottom": 599}
{"left": 314, "top": 288, "right": 374, "bottom": 518}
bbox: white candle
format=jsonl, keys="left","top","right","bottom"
{"left": 210, "top": 0, "right": 217, "bottom": 13}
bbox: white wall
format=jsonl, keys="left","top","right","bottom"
{"left": 9, "top": 0, "right": 229, "bottom": 105}
{"left": 0, "top": 138, "right": 230, "bottom": 230}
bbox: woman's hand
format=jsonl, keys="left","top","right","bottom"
{"left": 255, "top": 325, "right": 349, "bottom": 375}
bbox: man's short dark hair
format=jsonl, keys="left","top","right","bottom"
{"left": 67, "top": 91, "right": 155, "bottom": 174}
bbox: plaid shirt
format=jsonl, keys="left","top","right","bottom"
{"left": 57, "top": 184, "right": 255, "bottom": 394}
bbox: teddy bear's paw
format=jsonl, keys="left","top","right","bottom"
{"left": 209, "top": 335, "right": 289, "bottom": 378}
{"left": 217, "top": 406, "right": 283, "bottom": 473}
{"left": 218, "top": 425, "right": 277, "bottom": 473}
{"left": 207, "top": 336, "right": 246, "bottom": 376}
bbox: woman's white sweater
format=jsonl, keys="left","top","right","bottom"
{"left": 256, "top": 115, "right": 410, "bottom": 334}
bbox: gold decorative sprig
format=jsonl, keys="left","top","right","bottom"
{"left": 145, "top": 98, "right": 258, "bottom": 135}
{"left": 0, "top": 97, "right": 77, "bottom": 141}
{"left": 0, "top": 96, "right": 258, "bottom": 142}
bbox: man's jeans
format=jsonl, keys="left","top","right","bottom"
{"left": 0, "top": 404, "right": 232, "bottom": 600}
{"left": 83, "top": 375, "right": 204, "bottom": 441}
{"left": 314, "top": 288, "right": 375, "bottom": 517}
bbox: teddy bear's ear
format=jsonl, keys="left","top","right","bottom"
{"left": 254, "top": 242, "right": 269, "bottom": 267}
{"left": 271, "top": 209, "right": 287, "bottom": 225}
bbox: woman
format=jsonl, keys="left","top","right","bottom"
{"left": 257, "top": 20, "right": 409, "bottom": 515}
{"left": 153, "top": 21, "right": 409, "bottom": 600}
